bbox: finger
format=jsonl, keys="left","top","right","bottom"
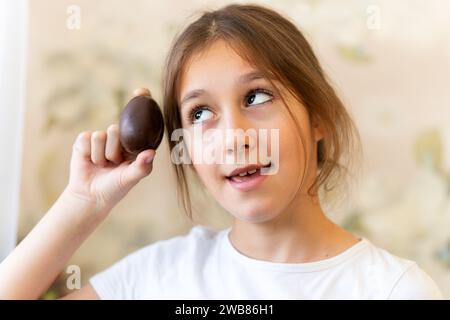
{"left": 133, "top": 87, "right": 151, "bottom": 98}
{"left": 73, "top": 131, "right": 92, "bottom": 158}
{"left": 91, "top": 131, "right": 107, "bottom": 166}
{"left": 105, "top": 124, "right": 123, "bottom": 164}
{"left": 120, "top": 149, "right": 156, "bottom": 186}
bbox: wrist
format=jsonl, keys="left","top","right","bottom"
{"left": 56, "top": 188, "right": 112, "bottom": 228}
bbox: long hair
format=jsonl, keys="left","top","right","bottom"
{"left": 162, "top": 4, "right": 361, "bottom": 219}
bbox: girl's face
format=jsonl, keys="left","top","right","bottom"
{"left": 178, "top": 40, "right": 323, "bottom": 222}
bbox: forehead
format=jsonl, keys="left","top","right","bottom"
{"left": 178, "top": 41, "right": 255, "bottom": 92}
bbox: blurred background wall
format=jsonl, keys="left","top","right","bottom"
{"left": 14, "top": 0, "right": 450, "bottom": 297}
{"left": 0, "top": 0, "right": 28, "bottom": 261}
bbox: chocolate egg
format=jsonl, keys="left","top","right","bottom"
{"left": 119, "top": 95, "right": 164, "bottom": 155}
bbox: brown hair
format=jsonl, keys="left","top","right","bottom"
{"left": 163, "top": 3, "right": 361, "bottom": 219}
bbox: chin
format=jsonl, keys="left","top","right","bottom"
{"left": 228, "top": 201, "right": 281, "bottom": 223}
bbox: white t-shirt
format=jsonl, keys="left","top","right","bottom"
{"left": 89, "top": 225, "right": 443, "bottom": 300}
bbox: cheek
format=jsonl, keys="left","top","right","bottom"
{"left": 277, "top": 113, "right": 312, "bottom": 179}
{"left": 184, "top": 128, "right": 224, "bottom": 165}
{"left": 193, "top": 163, "right": 221, "bottom": 190}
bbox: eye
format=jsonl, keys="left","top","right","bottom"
{"left": 246, "top": 88, "right": 273, "bottom": 106}
{"left": 189, "top": 106, "right": 214, "bottom": 124}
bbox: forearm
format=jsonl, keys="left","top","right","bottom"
{"left": 0, "top": 189, "right": 109, "bottom": 299}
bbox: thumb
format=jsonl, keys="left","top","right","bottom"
{"left": 120, "top": 149, "right": 156, "bottom": 186}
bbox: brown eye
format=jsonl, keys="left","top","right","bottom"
{"left": 246, "top": 89, "right": 273, "bottom": 106}
{"left": 190, "top": 106, "right": 213, "bottom": 124}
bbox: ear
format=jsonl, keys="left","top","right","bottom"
{"left": 311, "top": 116, "right": 324, "bottom": 142}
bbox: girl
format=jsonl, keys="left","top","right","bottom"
{"left": 0, "top": 4, "right": 443, "bottom": 299}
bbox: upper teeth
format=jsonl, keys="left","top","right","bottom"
{"left": 238, "top": 169, "right": 258, "bottom": 177}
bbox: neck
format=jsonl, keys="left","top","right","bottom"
{"left": 229, "top": 193, "right": 359, "bottom": 263}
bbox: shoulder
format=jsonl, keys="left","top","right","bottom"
{"left": 387, "top": 263, "right": 443, "bottom": 299}
{"left": 89, "top": 225, "right": 223, "bottom": 299}
{"left": 150, "top": 225, "right": 223, "bottom": 270}
{"left": 112, "top": 225, "right": 221, "bottom": 271}
{"left": 148, "top": 225, "right": 221, "bottom": 257}
{"left": 355, "top": 239, "right": 443, "bottom": 299}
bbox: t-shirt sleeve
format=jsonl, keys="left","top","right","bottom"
{"left": 388, "top": 263, "right": 443, "bottom": 300}
{"left": 89, "top": 244, "right": 161, "bottom": 300}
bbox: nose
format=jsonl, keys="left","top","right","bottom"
{"left": 221, "top": 107, "right": 256, "bottom": 158}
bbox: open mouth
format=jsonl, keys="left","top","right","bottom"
{"left": 225, "top": 162, "right": 271, "bottom": 191}
{"left": 226, "top": 166, "right": 262, "bottom": 182}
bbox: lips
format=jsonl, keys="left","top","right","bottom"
{"left": 225, "top": 163, "right": 271, "bottom": 179}
{"left": 225, "top": 163, "right": 271, "bottom": 192}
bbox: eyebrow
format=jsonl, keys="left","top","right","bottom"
{"left": 180, "top": 71, "right": 266, "bottom": 107}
